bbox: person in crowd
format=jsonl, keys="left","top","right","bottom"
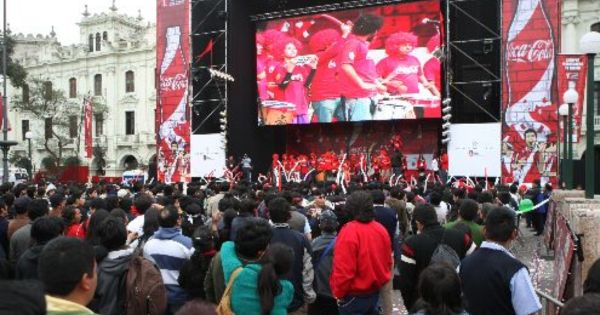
{"left": 308, "top": 210, "right": 339, "bottom": 315}
{"left": 386, "top": 187, "right": 410, "bottom": 238}
{"left": 0, "top": 199, "right": 8, "bottom": 258}
{"left": 15, "top": 216, "right": 65, "bottom": 280}
{"left": 534, "top": 183, "right": 552, "bottom": 236}
{"left": 49, "top": 193, "right": 66, "bottom": 217}
{"left": 63, "top": 205, "right": 85, "bottom": 239}
{"left": 143, "top": 205, "right": 193, "bottom": 313}
{"left": 269, "top": 197, "right": 316, "bottom": 314}
{"left": 371, "top": 189, "right": 398, "bottom": 315}
{"left": 583, "top": 257, "right": 600, "bottom": 294}
{"left": 409, "top": 264, "right": 468, "bottom": 315}
{"left": 337, "top": 14, "right": 385, "bottom": 121}
{"left": 90, "top": 216, "right": 134, "bottom": 315}
{"left": 10, "top": 198, "right": 49, "bottom": 265}
{"left": 175, "top": 299, "right": 217, "bottom": 315}
{"left": 126, "top": 193, "right": 154, "bottom": 236}
{"left": 130, "top": 207, "right": 160, "bottom": 250}
{"left": 38, "top": 237, "right": 97, "bottom": 315}
{"left": 7, "top": 196, "right": 31, "bottom": 240}
{"left": 460, "top": 206, "right": 541, "bottom": 315}
{"left": 0, "top": 280, "right": 47, "bottom": 314}
{"left": 109, "top": 208, "right": 129, "bottom": 226}
{"left": 85, "top": 209, "right": 110, "bottom": 247}
{"left": 561, "top": 294, "right": 600, "bottom": 315}
{"left": 399, "top": 203, "right": 475, "bottom": 310}
{"left": 230, "top": 198, "right": 258, "bottom": 240}
{"left": 444, "top": 199, "right": 484, "bottom": 246}
{"left": 430, "top": 191, "right": 448, "bottom": 225}
{"left": 330, "top": 190, "right": 392, "bottom": 315}
{"left": 178, "top": 225, "right": 216, "bottom": 300}
{"left": 206, "top": 181, "right": 229, "bottom": 222}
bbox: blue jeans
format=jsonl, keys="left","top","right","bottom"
{"left": 345, "top": 97, "right": 372, "bottom": 121}
{"left": 313, "top": 98, "right": 343, "bottom": 122}
{"left": 338, "top": 293, "right": 380, "bottom": 315}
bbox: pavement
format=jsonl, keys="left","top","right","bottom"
{"left": 389, "top": 221, "right": 555, "bottom": 315}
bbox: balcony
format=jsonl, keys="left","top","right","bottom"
{"left": 116, "top": 134, "right": 136, "bottom": 147}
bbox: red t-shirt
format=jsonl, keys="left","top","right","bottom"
{"left": 257, "top": 56, "right": 269, "bottom": 101}
{"left": 274, "top": 64, "right": 311, "bottom": 115}
{"left": 310, "top": 39, "right": 346, "bottom": 101}
{"left": 65, "top": 223, "right": 85, "bottom": 239}
{"left": 337, "top": 36, "right": 379, "bottom": 99}
{"left": 423, "top": 57, "right": 441, "bottom": 91}
{"left": 440, "top": 153, "right": 448, "bottom": 170}
{"left": 330, "top": 220, "right": 392, "bottom": 298}
{"left": 376, "top": 55, "right": 423, "bottom": 94}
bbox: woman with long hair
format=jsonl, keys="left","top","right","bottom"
{"left": 63, "top": 205, "right": 85, "bottom": 239}
{"left": 410, "top": 264, "right": 469, "bottom": 315}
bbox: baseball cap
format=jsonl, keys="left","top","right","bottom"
{"left": 117, "top": 189, "right": 129, "bottom": 199}
{"left": 320, "top": 210, "right": 338, "bottom": 226}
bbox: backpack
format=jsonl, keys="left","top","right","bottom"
{"left": 124, "top": 255, "right": 168, "bottom": 315}
{"left": 429, "top": 230, "right": 461, "bottom": 269}
{"left": 216, "top": 267, "right": 243, "bottom": 315}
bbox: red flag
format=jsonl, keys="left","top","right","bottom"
{"left": 84, "top": 98, "right": 93, "bottom": 159}
{"left": 196, "top": 38, "right": 214, "bottom": 61}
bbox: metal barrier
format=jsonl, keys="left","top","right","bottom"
{"left": 536, "top": 288, "right": 564, "bottom": 314}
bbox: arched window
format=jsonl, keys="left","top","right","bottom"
{"left": 95, "top": 33, "right": 101, "bottom": 51}
{"left": 125, "top": 71, "right": 135, "bottom": 93}
{"left": 94, "top": 74, "right": 102, "bottom": 96}
{"left": 88, "top": 34, "right": 94, "bottom": 52}
{"left": 68, "top": 78, "right": 77, "bottom": 98}
{"left": 103, "top": 31, "right": 108, "bottom": 41}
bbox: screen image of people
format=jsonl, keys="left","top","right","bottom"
{"left": 256, "top": 0, "right": 442, "bottom": 125}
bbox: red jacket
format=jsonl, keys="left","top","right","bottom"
{"left": 330, "top": 220, "right": 392, "bottom": 298}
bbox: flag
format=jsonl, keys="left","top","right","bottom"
{"left": 196, "top": 38, "right": 214, "bottom": 61}
{"left": 84, "top": 97, "right": 93, "bottom": 159}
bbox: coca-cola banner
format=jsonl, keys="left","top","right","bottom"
{"left": 157, "top": 0, "right": 191, "bottom": 183}
{"left": 501, "top": 0, "right": 560, "bottom": 185}
{"left": 557, "top": 54, "right": 587, "bottom": 143}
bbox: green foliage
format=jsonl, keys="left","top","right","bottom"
{"left": 41, "top": 156, "right": 57, "bottom": 170}
{"left": 0, "top": 36, "right": 28, "bottom": 87}
{"left": 63, "top": 156, "right": 81, "bottom": 167}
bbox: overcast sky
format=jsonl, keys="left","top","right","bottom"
{"left": 0, "top": 0, "right": 157, "bottom": 45}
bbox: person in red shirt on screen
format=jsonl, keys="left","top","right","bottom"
{"left": 256, "top": 33, "right": 269, "bottom": 101}
{"left": 273, "top": 36, "right": 317, "bottom": 124}
{"left": 262, "top": 29, "right": 286, "bottom": 100}
{"left": 376, "top": 32, "right": 440, "bottom": 98}
{"left": 337, "top": 14, "right": 386, "bottom": 121}
{"left": 423, "top": 34, "right": 442, "bottom": 92}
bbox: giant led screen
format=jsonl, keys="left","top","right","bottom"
{"left": 256, "top": 0, "right": 442, "bottom": 125}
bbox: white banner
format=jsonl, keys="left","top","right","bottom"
{"left": 448, "top": 123, "right": 502, "bottom": 177}
{"left": 190, "top": 134, "right": 226, "bottom": 178}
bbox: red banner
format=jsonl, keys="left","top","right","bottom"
{"left": 84, "top": 97, "right": 93, "bottom": 159}
{"left": 557, "top": 54, "right": 587, "bottom": 143}
{"left": 501, "top": 0, "right": 560, "bottom": 185}
{"left": 157, "top": 0, "right": 191, "bottom": 183}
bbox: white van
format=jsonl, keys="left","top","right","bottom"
{"left": 0, "top": 167, "right": 29, "bottom": 184}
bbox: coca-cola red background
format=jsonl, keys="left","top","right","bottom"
{"left": 501, "top": 0, "right": 560, "bottom": 185}
{"left": 157, "top": 0, "right": 191, "bottom": 183}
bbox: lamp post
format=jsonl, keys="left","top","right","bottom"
{"left": 562, "top": 87, "right": 579, "bottom": 189}
{"left": 0, "top": 0, "right": 17, "bottom": 184}
{"left": 580, "top": 31, "right": 600, "bottom": 199}
{"left": 25, "top": 131, "right": 32, "bottom": 180}
{"left": 558, "top": 103, "right": 569, "bottom": 188}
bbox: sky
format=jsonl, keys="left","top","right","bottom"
{"left": 0, "top": 0, "right": 157, "bottom": 45}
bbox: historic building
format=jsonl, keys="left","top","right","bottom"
{"left": 7, "top": 4, "right": 156, "bottom": 178}
{"left": 561, "top": 0, "right": 600, "bottom": 159}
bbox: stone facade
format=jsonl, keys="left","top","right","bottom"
{"left": 7, "top": 5, "right": 157, "bottom": 177}
{"left": 561, "top": 0, "right": 600, "bottom": 159}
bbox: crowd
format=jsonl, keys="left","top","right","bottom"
{"left": 0, "top": 177, "right": 597, "bottom": 315}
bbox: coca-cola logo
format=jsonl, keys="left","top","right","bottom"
{"left": 507, "top": 40, "right": 553, "bottom": 63}
{"left": 160, "top": 74, "right": 187, "bottom": 91}
{"left": 163, "top": 0, "right": 184, "bottom": 7}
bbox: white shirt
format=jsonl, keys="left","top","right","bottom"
{"left": 434, "top": 201, "right": 449, "bottom": 224}
{"left": 126, "top": 215, "right": 145, "bottom": 236}
{"left": 431, "top": 158, "right": 439, "bottom": 172}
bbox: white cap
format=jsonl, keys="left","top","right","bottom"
{"left": 117, "top": 189, "right": 129, "bottom": 199}
{"left": 46, "top": 183, "right": 56, "bottom": 193}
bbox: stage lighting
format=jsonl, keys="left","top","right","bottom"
{"left": 442, "top": 98, "right": 451, "bottom": 105}
{"left": 219, "top": 117, "right": 227, "bottom": 124}
{"left": 442, "top": 130, "right": 450, "bottom": 137}
{"left": 442, "top": 106, "right": 452, "bottom": 114}
{"left": 219, "top": 110, "right": 227, "bottom": 118}
{"left": 442, "top": 122, "right": 451, "bottom": 130}
{"left": 442, "top": 114, "right": 452, "bottom": 121}
{"left": 441, "top": 138, "right": 450, "bottom": 144}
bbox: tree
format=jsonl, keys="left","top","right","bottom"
{"left": 11, "top": 79, "right": 82, "bottom": 166}
{"left": 0, "top": 35, "right": 28, "bottom": 88}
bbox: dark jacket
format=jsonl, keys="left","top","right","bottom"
{"left": 89, "top": 249, "right": 133, "bottom": 315}
{"left": 15, "top": 244, "right": 44, "bottom": 280}
{"left": 311, "top": 233, "right": 336, "bottom": 298}
{"left": 398, "top": 224, "right": 475, "bottom": 310}
{"left": 178, "top": 250, "right": 215, "bottom": 299}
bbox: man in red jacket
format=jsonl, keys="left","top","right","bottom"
{"left": 330, "top": 190, "right": 392, "bottom": 315}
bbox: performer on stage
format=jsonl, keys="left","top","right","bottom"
{"left": 273, "top": 37, "right": 317, "bottom": 124}
{"left": 337, "top": 14, "right": 386, "bottom": 121}
{"left": 417, "top": 153, "right": 428, "bottom": 183}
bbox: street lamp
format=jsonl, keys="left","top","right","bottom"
{"left": 0, "top": 0, "right": 18, "bottom": 184}
{"left": 580, "top": 31, "right": 600, "bottom": 199}
{"left": 558, "top": 103, "right": 569, "bottom": 188}
{"left": 562, "top": 87, "right": 579, "bottom": 189}
{"left": 25, "top": 131, "right": 32, "bottom": 180}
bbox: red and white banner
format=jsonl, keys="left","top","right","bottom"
{"left": 557, "top": 54, "right": 587, "bottom": 143}
{"left": 84, "top": 97, "right": 93, "bottom": 159}
{"left": 501, "top": 0, "right": 560, "bottom": 185}
{"left": 157, "top": 0, "right": 191, "bottom": 183}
